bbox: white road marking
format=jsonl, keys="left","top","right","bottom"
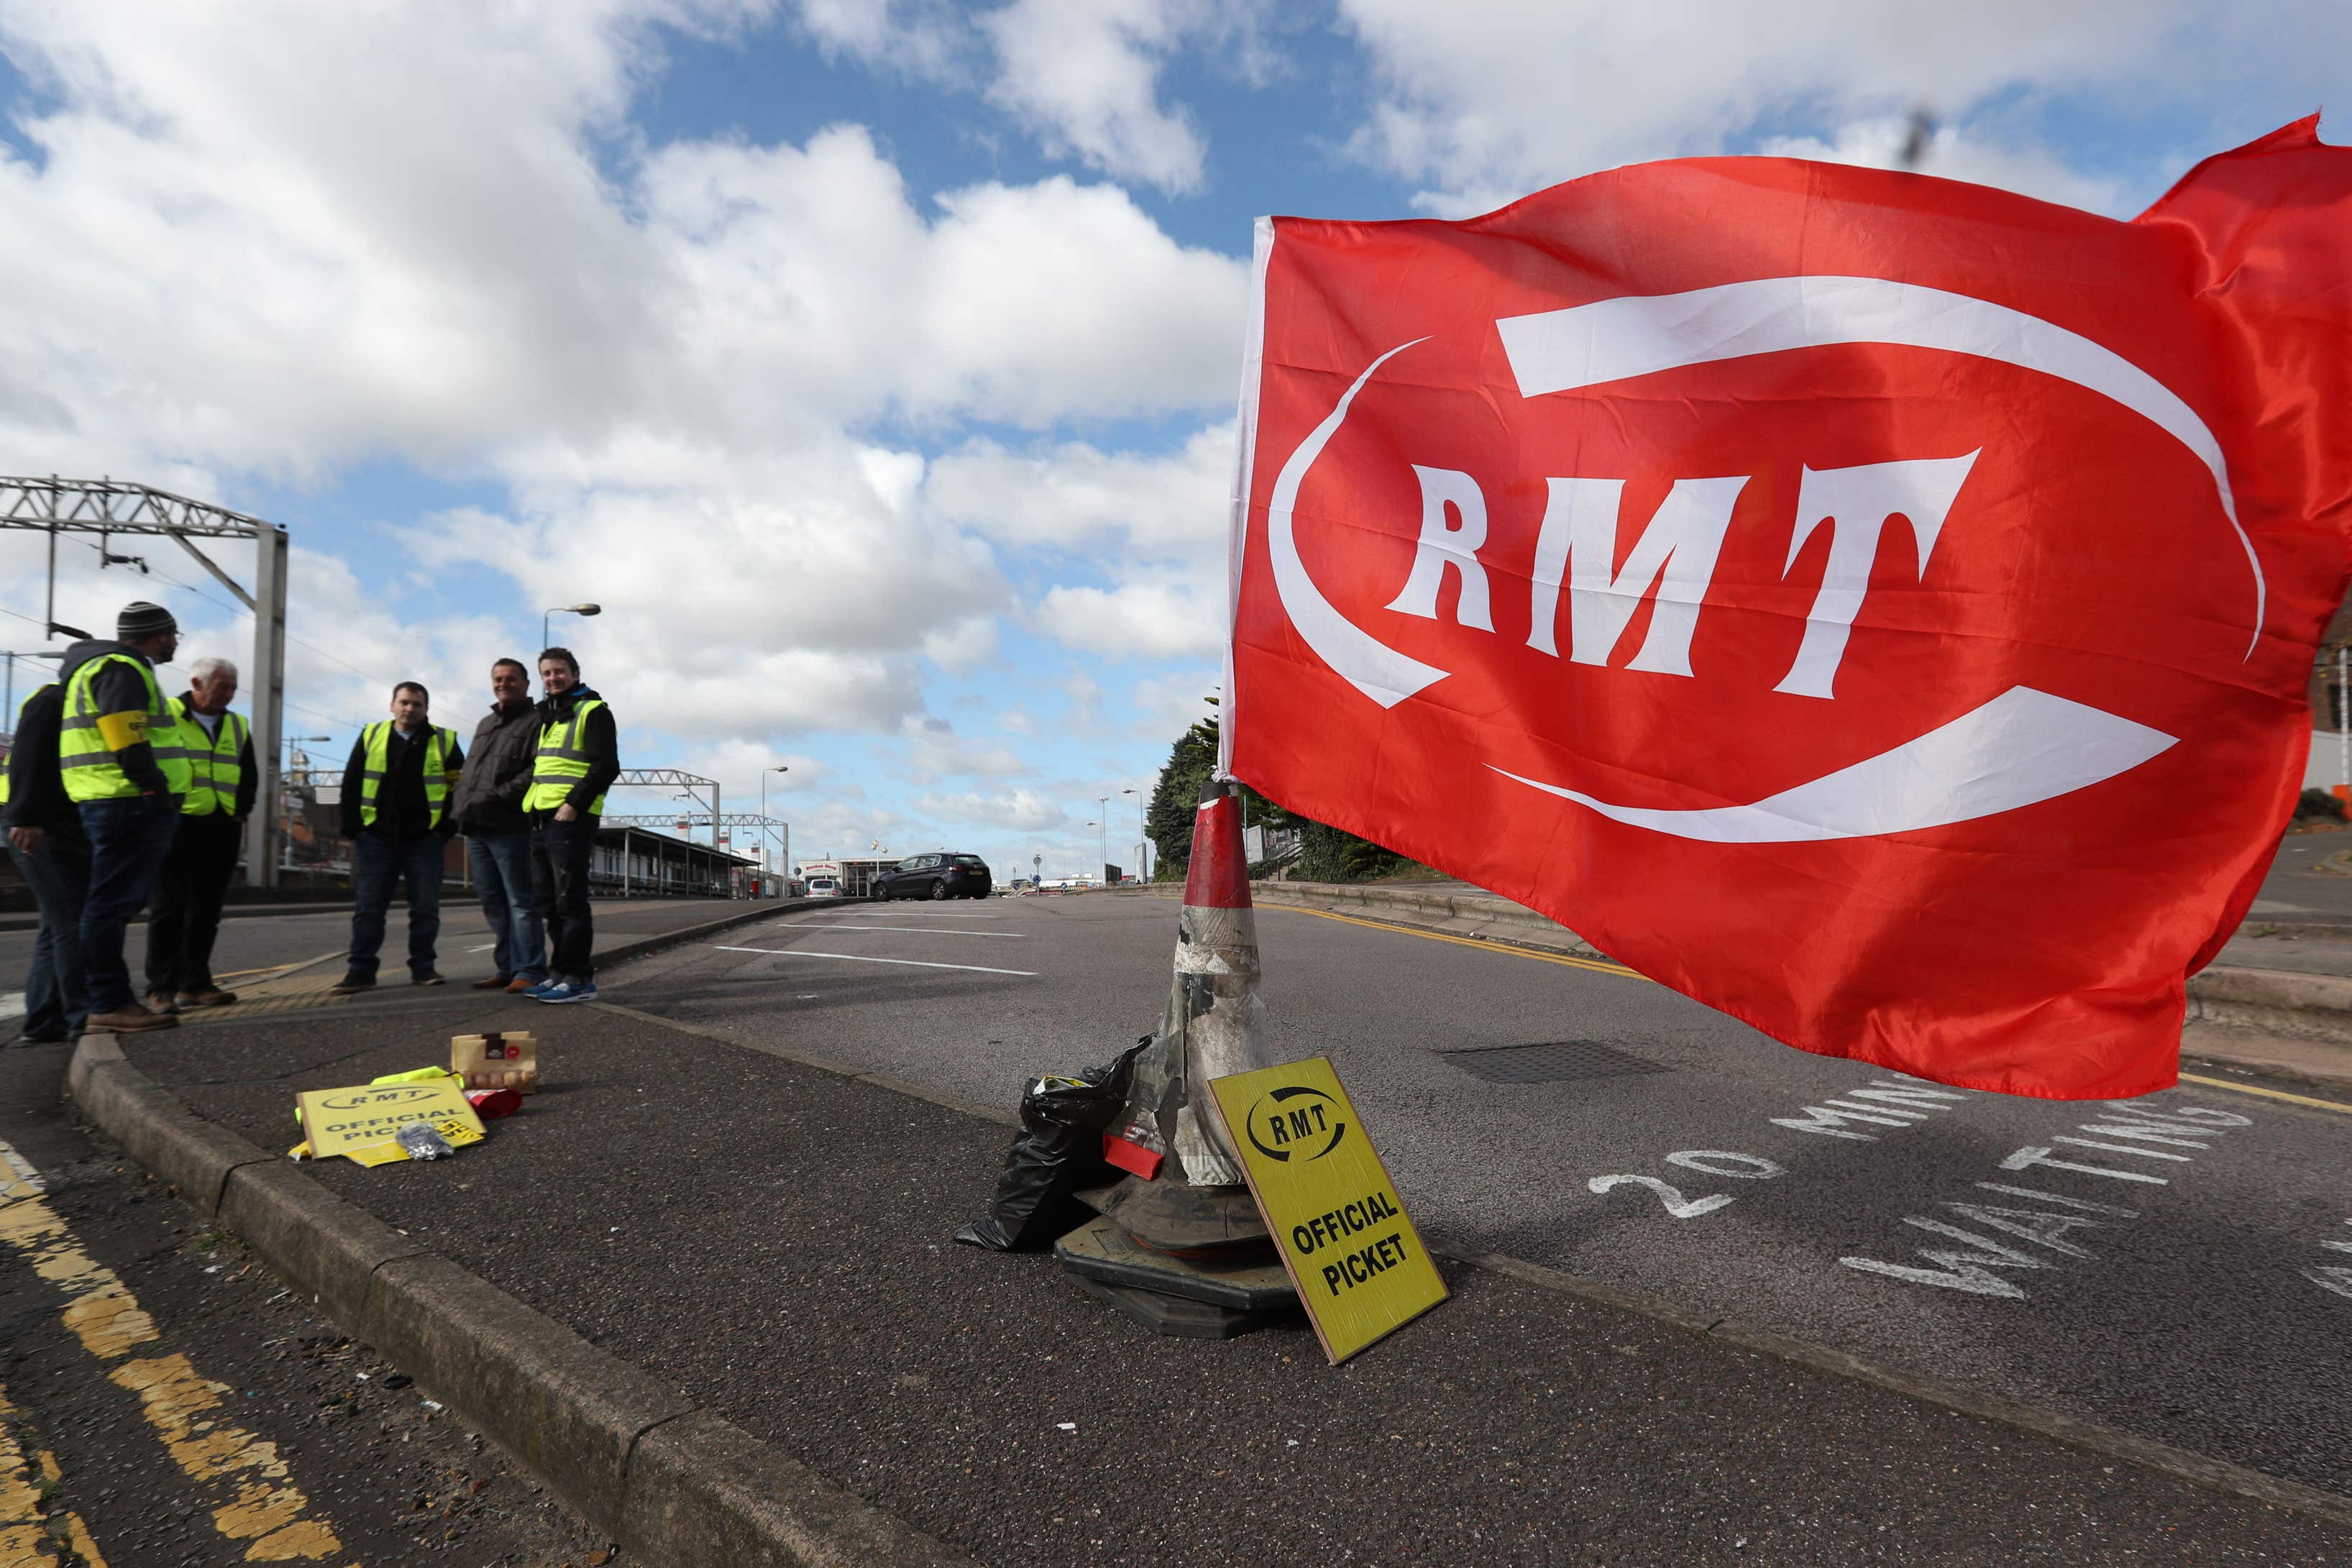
{"left": 465, "top": 943, "right": 500, "bottom": 953}
{"left": 714, "top": 945, "right": 1037, "bottom": 978}
{"left": 783, "top": 924, "right": 1026, "bottom": 938}
{"left": 0, "top": 992, "right": 22, "bottom": 1022}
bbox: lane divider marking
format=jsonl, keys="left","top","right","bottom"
{"left": 779, "top": 925, "right": 1027, "bottom": 939}
{"left": 713, "top": 945, "right": 1038, "bottom": 978}
{"left": 1268, "top": 903, "right": 1644, "bottom": 978}
{"left": 0, "top": 1137, "right": 351, "bottom": 1563}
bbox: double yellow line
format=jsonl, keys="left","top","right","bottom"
{"left": 0, "top": 1140, "right": 353, "bottom": 1563}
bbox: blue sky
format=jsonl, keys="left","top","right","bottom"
{"left": 0, "top": 0, "right": 2340, "bottom": 880}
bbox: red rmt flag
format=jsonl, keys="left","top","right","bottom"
{"left": 1221, "top": 119, "right": 2352, "bottom": 1099}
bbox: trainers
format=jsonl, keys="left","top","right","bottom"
{"left": 535, "top": 980, "right": 598, "bottom": 1004}
{"left": 175, "top": 989, "right": 237, "bottom": 1009}
{"left": 329, "top": 976, "right": 376, "bottom": 996}
{"left": 470, "top": 975, "right": 512, "bottom": 991}
{"left": 87, "top": 1004, "right": 178, "bottom": 1034}
{"left": 411, "top": 973, "right": 447, "bottom": 987}
{"left": 505, "top": 976, "right": 544, "bottom": 994}
{"left": 519, "top": 978, "right": 559, "bottom": 999}
{"left": 145, "top": 991, "right": 180, "bottom": 1017}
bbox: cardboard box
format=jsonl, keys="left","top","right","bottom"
{"left": 453, "top": 1030, "right": 537, "bottom": 1093}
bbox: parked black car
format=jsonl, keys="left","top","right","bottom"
{"left": 873, "top": 851, "right": 993, "bottom": 901}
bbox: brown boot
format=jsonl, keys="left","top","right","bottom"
{"left": 470, "top": 975, "right": 512, "bottom": 991}
{"left": 87, "top": 1003, "right": 178, "bottom": 1034}
{"left": 145, "top": 990, "right": 180, "bottom": 1017}
{"left": 175, "top": 989, "right": 237, "bottom": 1009}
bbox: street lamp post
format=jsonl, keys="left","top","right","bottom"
{"left": 1097, "top": 795, "right": 1109, "bottom": 884}
{"left": 1122, "top": 787, "right": 1143, "bottom": 881}
{"left": 760, "top": 764, "right": 789, "bottom": 893}
{"left": 541, "top": 602, "right": 601, "bottom": 651}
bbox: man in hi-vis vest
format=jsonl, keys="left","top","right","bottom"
{"left": 522, "top": 646, "right": 618, "bottom": 1004}
{"left": 58, "top": 602, "right": 188, "bottom": 1034}
{"left": 331, "top": 682, "right": 465, "bottom": 995}
{"left": 143, "top": 655, "right": 257, "bottom": 1013}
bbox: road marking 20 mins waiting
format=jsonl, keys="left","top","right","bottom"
{"left": 1838, "top": 1099, "right": 2255, "bottom": 1298}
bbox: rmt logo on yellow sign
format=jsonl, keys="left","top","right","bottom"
{"left": 1209, "top": 1058, "right": 1447, "bottom": 1363}
{"left": 296, "top": 1080, "right": 485, "bottom": 1165}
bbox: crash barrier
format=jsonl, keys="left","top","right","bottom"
{"left": 67, "top": 1032, "right": 974, "bottom": 1568}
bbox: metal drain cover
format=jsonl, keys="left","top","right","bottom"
{"left": 1436, "top": 1040, "right": 1667, "bottom": 1083}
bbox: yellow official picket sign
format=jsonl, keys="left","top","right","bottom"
{"left": 1207, "top": 1058, "right": 1447, "bottom": 1364}
{"left": 294, "top": 1080, "right": 485, "bottom": 1166}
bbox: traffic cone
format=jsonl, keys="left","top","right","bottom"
{"left": 1092, "top": 779, "right": 1277, "bottom": 1252}
{"left": 1057, "top": 778, "right": 1291, "bottom": 1333}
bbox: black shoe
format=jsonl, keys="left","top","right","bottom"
{"left": 329, "top": 976, "right": 376, "bottom": 996}
{"left": 411, "top": 973, "right": 447, "bottom": 987}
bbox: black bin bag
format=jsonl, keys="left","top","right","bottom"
{"left": 954, "top": 1038, "right": 1148, "bottom": 1251}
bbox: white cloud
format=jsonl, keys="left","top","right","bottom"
{"left": 1335, "top": 0, "right": 2192, "bottom": 207}
{"left": 1757, "top": 117, "right": 2130, "bottom": 216}
{"left": 790, "top": 0, "right": 973, "bottom": 81}
{"left": 928, "top": 421, "right": 1234, "bottom": 662}
{"left": 928, "top": 420, "right": 1232, "bottom": 554}
{"left": 982, "top": 0, "right": 1212, "bottom": 194}
{"left": 1037, "top": 572, "right": 1221, "bottom": 661}
{"left": 911, "top": 786, "right": 1069, "bottom": 831}
{"left": 0, "top": 6, "right": 1254, "bottom": 784}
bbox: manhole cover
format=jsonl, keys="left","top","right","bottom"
{"left": 1435, "top": 1040, "right": 1667, "bottom": 1083}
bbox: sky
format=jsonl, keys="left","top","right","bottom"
{"left": 0, "top": 0, "right": 2343, "bottom": 881}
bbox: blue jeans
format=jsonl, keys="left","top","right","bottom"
{"left": 10, "top": 823, "right": 90, "bottom": 1040}
{"left": 346, "top": 830, "right": 445, "bottom": 983}
{"left": 77, "top": 794, "right": 179, "bottom": 1016}
{"left": 466, "top": 830, "right": 545, "bottom": 982}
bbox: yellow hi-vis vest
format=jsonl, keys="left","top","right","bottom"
{"left": 61, "top": 654, "right": 188, "bottom": 802}
{"left": 523, "top": 697, "right": 608, "bottom": 815}
{"left": 169, "top": 697, "right": 250, "bottom": 817}
{"left": 357, "top": 722, "right": 459, "bottom": 831}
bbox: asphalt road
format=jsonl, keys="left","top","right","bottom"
{"left": 0, "top": 1045, "right": 618, "bottom": 1565}
{"left": 595, "top": 894, "right": 2352, "bottom": 1500}
{"left": 115, "top": 969, "right": 2349, "bottom": 1567}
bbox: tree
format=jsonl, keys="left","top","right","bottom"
{"left": 1145, "top": 696, "right": 1417, "bottom": 884}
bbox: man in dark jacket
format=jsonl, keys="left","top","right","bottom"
{"left": 4, "top": 677, "right": 90, "bottom": 1044}
{"left": 60, "top": 602, "right": 185, "bottom": 1033}
{"left": 521, "top": 648, "right": 618, "bottom": 1004}
{"left": 144, "top": 654, "right": 258, "bottom": 1012}
{"left": 449, "top": 658, "right": 546, "bottom": 993}
{"left": 331, "top": 682, "right": 464, "bottom": 994}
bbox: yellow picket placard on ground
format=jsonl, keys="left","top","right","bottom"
{"left": 1207, "top": 1058, "right": 1447, "bottom": 1363}
{"left": 294, "top": 1081, "right": 485, "bottom": 1166}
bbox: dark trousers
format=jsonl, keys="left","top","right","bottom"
{"left": 145, "top": 811, "right": 243, "bottom": 997}
{"left": 346, "top": 830, "right": 445, "bottom": 984}
{"left": 466, "top": 830, "right": 546, "bottom": 981}
{"left": 530, "top": 814, "right": 597, "bottom": 980}
{"left": 9, "top": 823, "right": 91, "bottom": 1040}
{"left": 77, "top": 794, "right": 179, "bottom": 1017}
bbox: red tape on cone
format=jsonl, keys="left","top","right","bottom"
{"left": 1184, "top": 794, "right": 1251, "bottom": 909}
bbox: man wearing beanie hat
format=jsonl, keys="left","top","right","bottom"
{"left": 58, "top": 602, "right": 190, "bottom": 1033}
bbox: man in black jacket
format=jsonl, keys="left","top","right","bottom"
{"left": 449, "top": 658, "right": 546, "bottom": 993}
{"left": 331, "top": 682, "right": 464, "bottom": 994}
{"left": 144, "top": 654, "right": 258, "bottom": 1011}
{"left": 2, "top": 679, "right": 89, "bottom": 1044}
{"left": 522, "top": 648, "right": 618, "bottom": 1004}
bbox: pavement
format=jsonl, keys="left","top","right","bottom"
{"left": 39, "top": 895, "right": 2352, "bottom": 1565}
